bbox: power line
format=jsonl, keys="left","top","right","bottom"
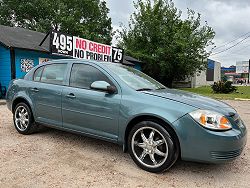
{"left": 213, "top": 31, "right": 250, "bottom": 51}
{"left": 226, "top": 42, "right": 250, "bottom": 54}
{"left": 210, "top": 34, "right": 250, "bottom": 56}
{"left": 217, "top": 44, "right": 250, "bottom": 57}
{"left": 211, "top": 39, "right": 250, "bottom": 58}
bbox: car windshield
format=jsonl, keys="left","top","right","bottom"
{"left": 105, "top": 63, "right": 166, "bottom": 91}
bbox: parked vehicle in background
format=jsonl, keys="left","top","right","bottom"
{"left": 6, "top": 59, "right": 247, "bottom": 173}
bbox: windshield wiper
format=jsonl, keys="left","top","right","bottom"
{"left": 136, "top": 88, "right": 153, "bottom": 91}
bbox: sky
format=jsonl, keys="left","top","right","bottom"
{"left": 105, "top": 0, "right": 250, "bottom": 67}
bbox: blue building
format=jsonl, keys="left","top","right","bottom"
{"left": 0, "top": 25, "right": 142, "bottom": 96}
{"left": 221, "top": 66, "right": 236, "bottom": 73}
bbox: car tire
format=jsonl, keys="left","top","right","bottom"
{"left": 128, "top": 120, "right": 179, "bottom": 173}
{"left": 13, "top": 102, "right": 38, "bottom": 135}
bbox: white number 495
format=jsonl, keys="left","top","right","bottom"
{"left": 52, "top": 32, "right": 72, "bottom": 51}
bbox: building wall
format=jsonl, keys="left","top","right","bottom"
{"left": 189, "top": 59, "right": 221, "bottom": 88}
{"left": 191, "top": 70, "right": 207, "bottom": 88}
{"left": 206, "top": 59, "right": 215, "bottom": 81}
{"left": 0, "top": 45, "right": 11, "bottom": 88}
{"left": 214, "top": 61, "right": 221, "bottom": 82}
{"left": 15, "top": 49, "right": 62, "bottom": 79}
{"left": 206, "top": 61, "right": 221, "bottom": 85}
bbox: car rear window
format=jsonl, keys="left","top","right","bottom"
{"left": 40, "top": 64, "right": 67, "bottom": 85}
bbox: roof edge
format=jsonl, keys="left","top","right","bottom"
{"left": 0, "top": 41, "right": 10, "bottom": 48}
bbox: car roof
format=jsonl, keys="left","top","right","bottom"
{"left": 44, "top": 59, "right": 123, "bottom": 67}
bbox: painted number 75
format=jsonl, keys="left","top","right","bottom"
{"left": 113, "top": 48, "right": 123, "bottom": 62}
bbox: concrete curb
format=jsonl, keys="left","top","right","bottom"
{"left": 234, "top": 98, "right": 250, "bottom": 101}
{"left": 0, "top": 100, "right": 6, "bottom": 105}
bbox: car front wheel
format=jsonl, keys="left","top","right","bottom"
{"left": 128, "top": 121, "right": 178, "bottom": 173}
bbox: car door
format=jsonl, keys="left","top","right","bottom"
{"left": 62, "top": 63, "right": 121, "bottom": 141}
{"left": 30, "top": 63, "right": 68, "bottom": 127}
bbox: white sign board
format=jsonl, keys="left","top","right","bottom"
{"left": 50, "top": 31, "right": 124, "bottom": 64}
{"left": 236, "top": 61, "right": 249, "bottom": 73}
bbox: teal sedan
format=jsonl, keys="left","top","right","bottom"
{"left": 6, "top": 59, "right": 247, "bottom": 173}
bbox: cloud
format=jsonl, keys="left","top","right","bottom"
{"left": 106, "top": 0, "right": 250, "bottom": 66}
{"left": 105, "top": 0, "right": 133, "bottom": 27}
{"left": 179, "top": 0, "right": 250, "bottom": 66}
{"left": 105, "top": 0, "right": 134, "bottom": 45}
{"left": 212, "top": 0, "right": 250, "bottom": 7}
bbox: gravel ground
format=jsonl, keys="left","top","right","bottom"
{"left": 0, "top": 100, "right": 249, "bottom": 188}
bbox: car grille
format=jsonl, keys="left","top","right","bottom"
{"left": 210, "top": 148, "right": 243, "bottom": 160}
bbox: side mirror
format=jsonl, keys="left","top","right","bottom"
{"left": 90, "top": 81, "right": 117, "bottom": 94}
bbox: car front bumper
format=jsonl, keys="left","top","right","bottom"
{"left": 172, "top": 113, "right": 247, "bottom": 163}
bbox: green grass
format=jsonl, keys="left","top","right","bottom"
{"left": 180, "top": 86, "right": 250, "bottom": 100}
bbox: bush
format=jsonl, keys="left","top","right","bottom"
{"left": 211, "top": 81, "right": 237, "bottom": 94}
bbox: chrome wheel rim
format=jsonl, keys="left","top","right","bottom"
{"left": 131, "top": 127, "right": 168, "bottom": 168}
{"left": 14, "top": 106, "right": 29, "bottom": 131}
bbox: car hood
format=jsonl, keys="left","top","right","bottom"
{"left": 142, "top": 88, "right": 235, "bottom": 114}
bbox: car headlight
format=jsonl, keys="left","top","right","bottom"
{"left": 189, "top": 110, "right": 232, "bottom": 131}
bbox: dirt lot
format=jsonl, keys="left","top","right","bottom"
{"left": 0, "top": 100, "right": 249, "bottom": 188}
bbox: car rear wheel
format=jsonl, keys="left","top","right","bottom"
{"left": 128, "top": 121, "right": 178, "bottom": 173}
{"left": 13, "top": 102, "right": 38, "bottom": 134}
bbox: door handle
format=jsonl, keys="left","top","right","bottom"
{"left": 31, "top": 88, "right": 39, "bottom": 92}
{"left": 66, "top": 93, "right": 76, "bottom": 99}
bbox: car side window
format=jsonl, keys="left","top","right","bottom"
{"left": 40, "top": 64, "right": 67, "bottom": 85}
{"left": 33, "top": 66, "right": 44, "bottom": 81}
{"left": 70, "top": 64, "right": 114, "bottom": 89}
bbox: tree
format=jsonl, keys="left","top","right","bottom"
{"left": 118, "top": 0, "right": 215, "bottom": 87}
{"left": 0, "top": 0, "right": 112, "bottom": 44}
